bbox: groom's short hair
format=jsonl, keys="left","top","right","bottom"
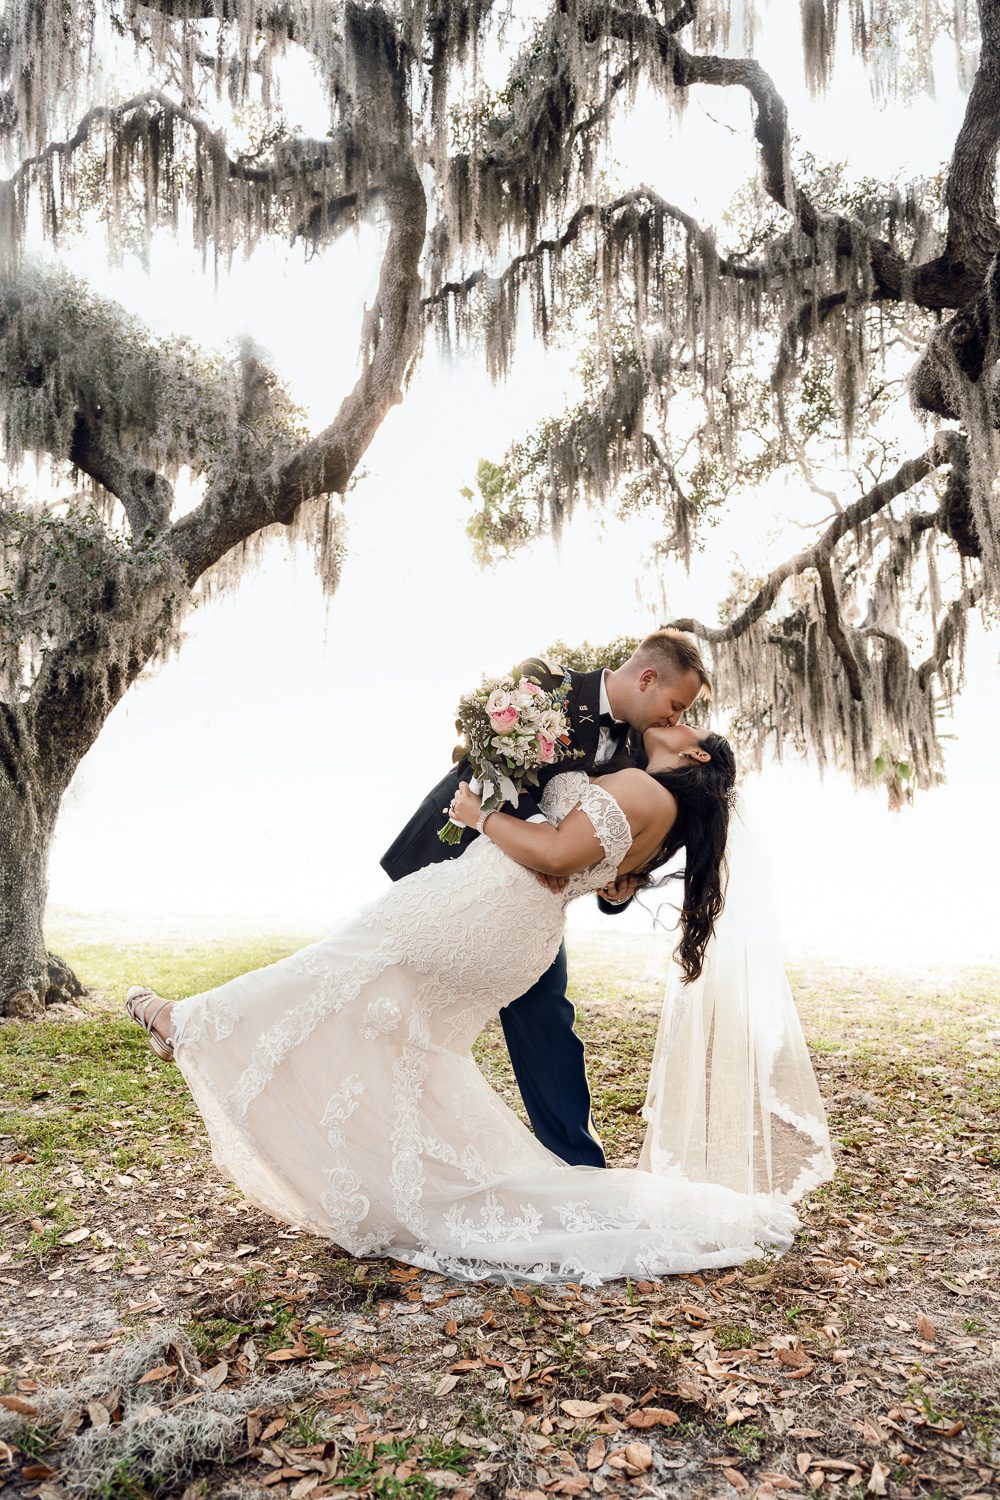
{"left": 633, "top": 628, "right": 712, "bottom": 697}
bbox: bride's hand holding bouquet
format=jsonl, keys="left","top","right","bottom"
{"left": 449, "top": 781, "right": 483, "bottom": 831}
{"left": 438, "top": 669, "right": 579, "bottom": 844}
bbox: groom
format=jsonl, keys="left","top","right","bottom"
{"left": 381, "top": 628, "right": 711, "bottom": 1168}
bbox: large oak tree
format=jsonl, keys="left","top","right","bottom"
{"left": 0, "top": 0, "right": 994, "bottom": 1014}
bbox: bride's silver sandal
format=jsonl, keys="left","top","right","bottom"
{"left": 125, "top": 986, "right": 175, "bottom": 1062}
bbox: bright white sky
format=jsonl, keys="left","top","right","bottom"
{"left": 23, "top": 3, "right": 999, "bottom": 967}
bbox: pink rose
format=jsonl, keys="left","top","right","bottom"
{"left": 519, "top": 678, "right": 543, "bottom": 695}
{"left": 538, "top": 735, "right": 556, "bottom": 763}
{"left": 490, "top": 706, "right": 520, "bottom": 732}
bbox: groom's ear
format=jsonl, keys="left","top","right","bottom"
{"left": 637, "top": 667, "right": 657, "bottom": 692}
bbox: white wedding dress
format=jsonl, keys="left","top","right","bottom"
{"left": 170, "top": 772, "right": 806, "bottom": 1284}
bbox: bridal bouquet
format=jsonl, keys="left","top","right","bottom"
{"left": 438, "top": 669, "right": 580, "bottom": 844}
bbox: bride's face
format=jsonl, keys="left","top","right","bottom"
{"left": 643, "top": 723, "right": 712, "bottom": 771}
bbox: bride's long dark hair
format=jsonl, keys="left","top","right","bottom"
{"left": 640, "top": 732, "right": 737, "bottom": 984}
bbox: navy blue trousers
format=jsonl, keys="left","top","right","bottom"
{"left": 499, "top": 942, "right": 607, "bottom": 1168}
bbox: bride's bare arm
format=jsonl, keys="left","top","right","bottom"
{"left": 478, "top": 806, "right": 605, "bottom": 876}
{"left": 450, "top": 773, "right": 671, "bottom": 878}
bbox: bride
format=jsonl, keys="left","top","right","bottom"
{"left": 125, "top": 724, "right": 833, "bottom": 1285}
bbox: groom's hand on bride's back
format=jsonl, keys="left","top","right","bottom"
{"left": 598, "top": 873, "right": 648, "bottom": 905}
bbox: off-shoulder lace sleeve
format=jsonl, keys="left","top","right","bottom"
{"left": 576, "top": 783, "right": 633, "bottom": 870}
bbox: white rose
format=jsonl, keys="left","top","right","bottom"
{"left": 486, "top": 688, "right": 512, "bottom": 716}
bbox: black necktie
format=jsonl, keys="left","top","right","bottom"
{"left": 599, "top": 712, "right": 626, "bottom": 736}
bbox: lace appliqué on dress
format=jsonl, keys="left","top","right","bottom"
{"left": 443, "top": 1190, "right": 544, "bottom": 1249}
{"left": 361, "top": 997, "right": 402, "bottom": 1039}
{"left": 321, "top": 1075, "right": 365, "bottom": 1148}
{"left": 225, "top": 942, "right": 399, "bottom": 1121}
{"left": 538, "top": 772, "right": 634, "bottom": 899}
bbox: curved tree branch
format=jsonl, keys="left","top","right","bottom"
{"left": 604, "top": 3, "right": 996, "bottom": 317}
{"left": 668, "top": 435, "right": 959, "bottom": 644}
{"left": 816, "top": 558, "right": 863, "bottom": 701}
{"left": 2, "top": 89, "right": 354, "bottom": 195}
{"left": 168, "top": 163, "right": 427, "bottom": 583}
{"left": 68, "top": 405, "right": 174, "bottom": 539}
{"left": 915, "top": 579, "right": 985, "bottom": 690}
{"left": 424, "top": 184, "right": 805, "bottom": 315}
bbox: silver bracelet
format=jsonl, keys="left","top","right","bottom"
{"left": 475, "top": 807, "right": 493, "bottom": 835}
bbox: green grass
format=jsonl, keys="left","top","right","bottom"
{"left": 785, "top": 959, "right": 1000, "bottom": 1058}
{"left": 0, "top": 1013, "right": 200, "bottom": 1246}
{"left": 713, "top": 1322, "right": 756, "bottom": 1350}
{"left": 336, "top": 1434, "right": 473, "bottom": 1499}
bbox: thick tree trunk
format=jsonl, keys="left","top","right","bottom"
{"left": 0, "top": 778, "right": 83, "bottom": 1018}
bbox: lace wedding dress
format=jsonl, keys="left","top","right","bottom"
{"left": 170, "top": 772, "right": 801, "bottom": 1284}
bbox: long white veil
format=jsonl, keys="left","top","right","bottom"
{"left": 638, "top": 796, "right": 835, "bottom": 1206}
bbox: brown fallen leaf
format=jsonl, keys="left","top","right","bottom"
{"left": 443, "top": 1319, "right": 459, "bottom": 1337}
{"left": 915, "top": 1313, "right": 936, "bottom": 1342}
{"left": 667, "top": 1377, "right": 708, "bottom": 1403}
{"left": 137, "top": 1364, "right": 176, "bottom": 1385}
{"left": 867, "top": 1461, "right": 889, "bottom": 1495}
{"left": 725, "top": 1406, "right": 755, "bottom": 1426}
{"left": 560, "top": 1399, "right": 605, "bottom": 1420}
{"left": 622, "top": 1442, "right": 653, "bottom": 1474}
{"left": 926, "top": 1419, "right": 964, "bottom": 1438}
{"left": 0, "top": 1395, "right": 38, "bottom": 1416}
{"left": 743, "top": 1269, "right": 777, "bottom": 1288}
{"left": 127, "top": 1296, "right": 162, "bottom": 1315}
{"left": 723, "top": 1467, "right": 750, "bottom": 1492}
{"left": 21, "top": 1462, "right": 57, "bottom": 1481}
{"left": 87, "top": 1401, "right": 111, "bottom": 1429}
{"left": 586, "top": 1437, "right": 606, "bottom": 1471}
{"left": 434, "top": 1373, "right": 459, "bottom": 1396}
{"left": 202, "top": 1361, "right": 228, "bottom": 1391}
{"left": 61, "top": 1227, "right": 90, "bottom": 1245}
{"left": 626, "top": 1407, "right": 680, "bottom": 1428}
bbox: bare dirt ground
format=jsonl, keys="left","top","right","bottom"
{"left": 0, "top": 947, "right": 997, "bottom": 1500}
